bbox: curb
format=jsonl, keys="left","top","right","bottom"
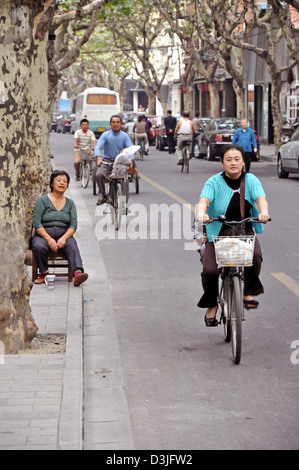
{"left": 58, "top": 284, "right": 83, "bottom": 450}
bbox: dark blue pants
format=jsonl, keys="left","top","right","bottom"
{"left": 32, "top": 228, "right": 84, "bottom": 275}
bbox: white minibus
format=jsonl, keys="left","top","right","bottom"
{"left": 71, "top": 87, "right": 120, "bottom": 136}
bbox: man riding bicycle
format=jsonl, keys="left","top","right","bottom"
{"left": 73, "top": 119, "right": 96, "bottom": 181}
{"left": 174, "top": 111, "right": 195, "bottom": 165}
{"left": 196, "top": 144, "right": 270, "bottom": 326}
{"left": 94, "top": 115, "right": 133, "bottom": 209}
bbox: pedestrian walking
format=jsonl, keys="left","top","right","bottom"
{"left": 164, "top": 110, "right": 177, "bottom": 154}
{"left": 232, "top": 119, "right": 257, "bottom": 173}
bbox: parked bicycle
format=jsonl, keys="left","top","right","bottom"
{"left": 195, "top": 215, "right": 270, "bottom": 364}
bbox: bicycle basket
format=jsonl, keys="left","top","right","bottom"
{"left": 81, "top": 149, "right": 91, "bottom": 161}
{"left": 212, "top": 235, "right": 256, "bottom": 267}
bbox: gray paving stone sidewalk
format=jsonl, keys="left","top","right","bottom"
{"left": 0, "top": 279, "right": 82, "bottom": 450}
{"left": 259, "top": 143, "right": 276, "bottom": 161}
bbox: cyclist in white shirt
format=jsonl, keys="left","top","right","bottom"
{"left": 174, "top": 111, "right": 195, "bottom": 165}
{"left": 73, "top": 119, "right": 96, "bottom": 180}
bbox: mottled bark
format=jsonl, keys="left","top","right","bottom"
{"left": 0, "top": 0, "right": 54, "bottom": 352}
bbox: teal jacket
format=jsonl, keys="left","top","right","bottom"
{"left": 199, "top": 172, "right": 266, "bottom": 242}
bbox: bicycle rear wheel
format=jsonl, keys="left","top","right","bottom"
{"left": 230, "top": 275, "right": 243, "bottom": 364}
{"left": 81, "top": 161, "right": 90, "bottom": 188}
{"left": 185, "top": 147, "right": 190, "bottom": 173}
{"left": 181, "top": 148, "right": 185, "bottom": 172}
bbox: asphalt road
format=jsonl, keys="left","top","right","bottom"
{"left": 51, "top": 132, "right": 299, "bottom": 450}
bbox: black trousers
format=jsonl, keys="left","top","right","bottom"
{"left": 166, "top": 133, "right": 176, "bottom": 153}
{"left": 197, "top": 231, "right": 264, "bottom": 308}
{"left": 32, "top": 228, "right": 84, "bottom": 275}
{"left": 244, "top": 151, "right": 253, "bottom": 173}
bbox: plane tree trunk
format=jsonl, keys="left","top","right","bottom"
{"left": 0, "top": 0, "right": 55, "bottom": 353}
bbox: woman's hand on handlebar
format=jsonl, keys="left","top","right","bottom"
{"left": 257, "top": 213, "right": 270, "bottom": 223}
{"left": 196, "top": 213, "right": 210, "bottom": 223}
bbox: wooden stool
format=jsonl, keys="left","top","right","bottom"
{"left": 32, "top": 250, "right": 73, "bottom": 282}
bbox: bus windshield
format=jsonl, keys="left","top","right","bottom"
{"left": 87, "top": 94, "right": 117, "bottom": 105}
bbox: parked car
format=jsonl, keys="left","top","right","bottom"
{"left": 200, "top": 117, "right": 212, "bottom": 129}
{"left": 51, "top": 113, "right": 62, "bottom": 132}
{"left": 56, "top": 113, "right": 76, "bottom": 133}
{"left": 277, "top": 126, "right": 299, "bottom": 178}
{"left": 197, "top": 118, "right": 260, "bottom": 161}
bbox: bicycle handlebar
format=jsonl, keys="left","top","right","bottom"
{"left": 203, "top": 215, "right": 271, "bottom": 225}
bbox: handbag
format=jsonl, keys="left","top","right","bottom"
{"left": 235, "top": 175, "right": 246, "bottom": 235}
{"left": 227, "top": 175, "right": 246, "bottom": 237}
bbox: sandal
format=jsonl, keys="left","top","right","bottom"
{"left": 243, "top": 299, "right": 259, "bottom": 310}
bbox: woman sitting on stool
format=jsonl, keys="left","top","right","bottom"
{"left": 32, "top": 170, "right": 88, "bottom": 286}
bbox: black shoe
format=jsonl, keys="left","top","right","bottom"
{"left": 243, "top": 299, "right": 259, "bottom": 310}
{"left": 204, "top": 315, "right": 218, "bottom": 327}
{"left": 96, "top": 194, "right": 107, "bottom": 205}
{"left": 177, "top": 159, "right": 183, "bottom": 165}
{"left": 204, "top": 308, "right": 218, "bottom": 327}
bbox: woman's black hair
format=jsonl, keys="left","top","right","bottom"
{"left": 49, "top": 170, "right": 70, "bottom": 192}
{"left": 219, "top": 144, "right": 245, "bottom": 161}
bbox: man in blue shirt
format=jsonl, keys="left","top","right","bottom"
{"left": 232, "top": 119, "right": 257, "bottom": 173}
{"left": 95, "top": 115, "right": 132, "bottom": 206}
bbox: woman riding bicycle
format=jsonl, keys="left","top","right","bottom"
{"left": 196, "top": 144, "right": 270, "bottom": 326}
{"left": 133, "top": 115, "right": 149, "bottom": 155}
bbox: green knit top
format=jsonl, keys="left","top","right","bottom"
{"left": 199, "top": 172, "right": 266, "bottom": 242}
{"left": 33, "top": 194, "right": 77, "bottom": 231}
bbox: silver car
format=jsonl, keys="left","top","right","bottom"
{"left": 277, "top": 127, "right": 299, "bottom": 178}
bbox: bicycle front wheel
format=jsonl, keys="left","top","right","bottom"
{"left": 81, "top": 161, "right": 90, "bottom": 188}
{"left": 230, "top": 275, "right": 243, "bottom": 364}
{"left": 222, "top": 277, "right": 231, "bottom": 343}
{"left": 113, "top": 182, "right": 124, "bottom": 231}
